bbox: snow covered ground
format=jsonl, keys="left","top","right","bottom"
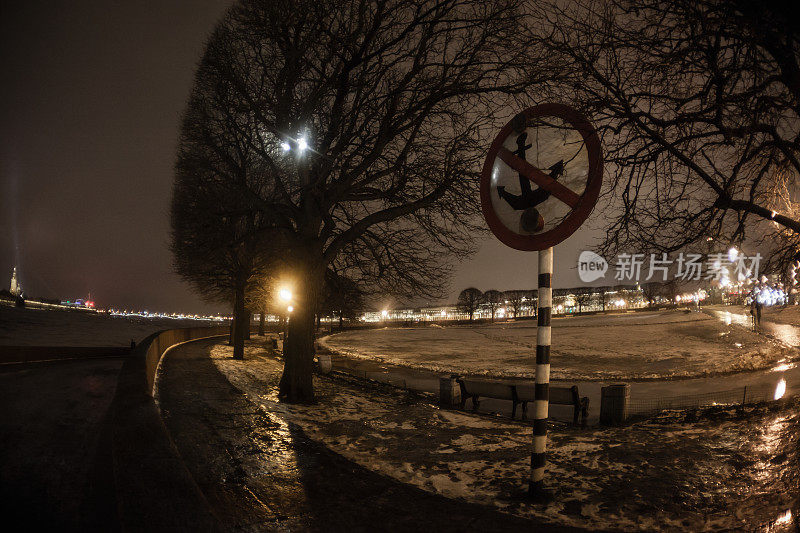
{"left": 0, "top": 303, "right": 224, "bottom": 346}
{"left": 321, "top": 308, "right": 797, "bottom": 381}
{"left": 187, "top": 340, "right": 798, "bottom": 532}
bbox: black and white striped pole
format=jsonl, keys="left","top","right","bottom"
{"left": 531, "top": 246, "right": 553, "bottom": 497}
{"left": 479, "top": 103, "right": 603, "bottom": 500}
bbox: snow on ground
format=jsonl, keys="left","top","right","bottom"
{"left": 320, "top": 308, "right": 797, "bottom": 381}
{"left": 203, "top": 341, "right": 798, "bottom": 532}
{"left": 0, "top": 303, "right": 223, "bottom": 346}
{"left": 763, "top": 305, "right": 800, "bottom": 328}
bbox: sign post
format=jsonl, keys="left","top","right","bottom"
{"left": 479, "top": 103, "right": 602, "bottom": 498}
{"left": 532, "top": 247, "right": 552, "bottom": 496}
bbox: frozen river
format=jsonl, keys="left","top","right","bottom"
{"left": 321, "top": 308, "right": 799, "bottom": 382}
{"left": 0, "top": 303, "right": 224, "bottom": 347}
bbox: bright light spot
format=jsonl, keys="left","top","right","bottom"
{"left": 556, "top": 304, "right": 563, "bottom": 312}
{"left": 770, "top": 210, "right": 777, "bottom": 219}
{"left": 279, "top": 288, "right": 292, "bottom": 302}
{"left": 734, "top": 342, "right": 743, "bottom": 348}
{"left": 280, "top": 142, "right": 291, "bottom": 151}
{"left": 774, "top": 378, "right": 786, "bottom": 400}
{"left": 774, "top": 510, "right": 793, "bottom": 526}
{"left": 728, "top": 247, "right": 738, "bottom": 262}
{"left": 297, "top": 137, "right": 308, "bottom": 151}
{"left": 440, "top": 309, "right": 447, "bottom": 317}
{"left": 287, "top": 305, "right": 294, "bottom": 313}
{"left": 675, "top": 295, "right": 681, "bottom": 302}
{"left": 772, "top": 362, "right": 794, "bottom": 373}
{"left": 381, "top": 309, "right": 388, "bottom": 318}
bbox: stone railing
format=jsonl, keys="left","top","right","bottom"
{"left": 142, "top": 326, "right": 230, "bottom": 395}
{"left": 111, "top": 325, "right": 230, "bottom": 530}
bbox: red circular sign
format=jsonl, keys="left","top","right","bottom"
{"left": 480, "top": 103, "right": 603, "bottom": 251}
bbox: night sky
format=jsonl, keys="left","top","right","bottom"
{"left": 1, "top": 0, "right": 601, "bottom": 314}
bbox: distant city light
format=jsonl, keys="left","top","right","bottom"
{"left": 728, "top": 247, "right": 738, "bottom": 262}
{"left": 297, "top": 137, "right": 308, "bottom": 151}
{"left": 280, "top": 141, "right": 291, "bottom": 151}
{"left": 381, "top": 309, "right": 388, "bottom": 318}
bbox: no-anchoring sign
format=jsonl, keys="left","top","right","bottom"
{"left": 480, "top": 103, "right": 603, "bottom": 251}
{"left": 480, "top": 103, "right": 602, "bottom": 499}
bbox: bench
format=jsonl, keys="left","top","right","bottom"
{"left": 456, "top": 378, "right": 589, "bottom": 426}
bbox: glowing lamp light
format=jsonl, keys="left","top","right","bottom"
{"left": 280, "top": 142, "right": 291, "bottom": 151}
{"left": 297, "top": 137, "right": 308, "bottom": 151}
{"left": 774, "top": 378, "right": 786, "bottom": 400}
{"left": 728, "top": 247, "right": 738, "bottom": 262}
{"left": 287, "top": 305, "right": 294, "bottom": 313}
{"left": 279, "top": 288, "right": 292, "bottom": 302}
{"left": 381, "top": 309, "right": 388, "bottom": 318}
{"left": 440, "top": 309, "right": 446, "bottom": 317}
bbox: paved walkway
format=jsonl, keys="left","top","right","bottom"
{"left": 157, "top": 338, "right": 580, "bottom": 532}
{"left": 0, "top": 358, "right": 122, "bottom": 530}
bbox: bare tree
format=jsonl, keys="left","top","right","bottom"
{"left": 171, "top": 82, "right": 277, "bottom": 359}
{"left": 536, "top": 0, "right": 800, "bottom": 257}
{"left": 185, "top": 0, "right": 546, "bottom": 402}
{"left": 641, "top": 282, "right": 662, "bottom": 307}
{"left": 504, "top": 290, "right": 530, "bottom": 319}
{"left": 457, "top": 287, "right": 484, "bottom": 321}
{"left": 483, "top": 289, "right": 504, "bottom": 322}
{"left": 319, "top": 271, "right": 365, "bottom": 332}
{"left": 598, "top": 285, "right": 612, "bottom": 311}
{"left": 573, "top": 286, "right": 593, "bottom": 313}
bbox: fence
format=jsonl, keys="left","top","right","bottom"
{"left": 628, "top": 383, "right": 782, "bottom": 418}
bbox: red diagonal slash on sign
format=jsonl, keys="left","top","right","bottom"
{"left": 497, "top": 147, "right": 581, "bottom": 209}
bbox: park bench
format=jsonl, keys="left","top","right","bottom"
{"left": 456, "top": 378, "right": 589, "bottom": 426}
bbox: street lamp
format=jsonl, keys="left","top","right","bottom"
{"left": 278, "top": 288, "right": 292, "bottom": 342}
{"left": 279, "top": 288, "right": 292, "bottom": 303}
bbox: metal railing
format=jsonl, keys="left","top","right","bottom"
{"left": 628, "top": 384, "right": 781, "bottom": 417}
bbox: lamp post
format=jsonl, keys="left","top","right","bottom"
{"left": 279, "top": 288, "right": 292, "bottom": 343}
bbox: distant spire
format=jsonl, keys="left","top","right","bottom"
{"left": 10, "top": 267, "right": 21, "bottom": 296}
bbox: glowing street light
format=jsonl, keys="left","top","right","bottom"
{"left": 381, "top": 309, "right": 388, "bottom": 318}
{"left": 279, "top": 288, "right": 292, "bottom": 302}
{"left": 297, "top": 137, "right": 308, "bottom": 152}
{"left": 728, "top": 247, "right": 739, "bottom": 262}
{"left": 280, "top": 141, "right": 291, "bottom": 151}
{"left": 287, "top": 305, "right": 294, "bottom": 314}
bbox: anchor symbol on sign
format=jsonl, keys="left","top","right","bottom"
{"left": 497, "top": 132, "right": 565, "bottom": 210}
{"left": 496, "top": 132, "right": 565, "bottom": 233}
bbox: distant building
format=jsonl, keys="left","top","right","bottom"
{"left": 9, "top": 267, "right": 21, "bottom": 296}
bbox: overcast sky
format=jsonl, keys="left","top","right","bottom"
{"left": 1, "top": 1, "right": 603, "bottom": 314}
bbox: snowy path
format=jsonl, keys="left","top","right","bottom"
{"left": 159, "top": 339, "right": 799, "bottom": 532}
{"left": 156, "top": 338, "right": 557, "bottom": 532}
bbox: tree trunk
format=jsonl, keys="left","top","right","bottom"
{"left": 338, "top": 313, "right": 343, "bottom": 332}
{"left": 258, "top": 307, "right": 265, "bottom": 336}
{"left": 244, "top": 309, "right": 251, "bottom": 340}
{"left": 232, "top": 283, "right": 247, "bottom": 360}
{"left": 279, "top": 257, "right": 324, "bottom": 403}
